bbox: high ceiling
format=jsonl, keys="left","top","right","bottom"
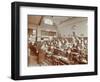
{"left": 28, "top": 15, "right": 87, "bottom": 28}
{"left": 28, "top": 15, "right": 73, "bottom": 26}
{"left": 52, "top": 16, "right": 73, "bottom": 25}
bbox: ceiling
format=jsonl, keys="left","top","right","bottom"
{"left": 28, "top": 15, "right": 87, "bottom": 28}
{"left": 28, "top": 15, "right": 73, "bottom": 25}
{"left": 52, "top": 16, "right": 73, "bottom": 25}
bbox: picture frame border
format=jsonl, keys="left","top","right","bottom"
{"left": 11, "top": 1, "right": 98, "bottom": 80}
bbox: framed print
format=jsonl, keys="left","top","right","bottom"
{"left": 11, "top": 1, "right": 98, "bottom": 80}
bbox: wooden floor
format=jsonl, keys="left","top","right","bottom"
{"left": 28, "top": 55, "right": 39, "bottom": 66}
{"left": 28, "top": 55, "right": 52, "bottom": 66}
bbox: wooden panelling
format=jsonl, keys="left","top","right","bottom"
{"left": 28, "top": 24, "right": 38, "bottom": 29}
{"left": 28, "top": 16, "right": 42, "bottom": 25}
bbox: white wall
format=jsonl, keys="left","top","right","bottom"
{"left": 0, "top": 0, "right": 99, "bottom": 82}
{"left": 57, "top": 18, "right": 87, "bottom": 37}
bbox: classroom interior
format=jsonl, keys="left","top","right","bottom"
{"left": 28, "top": 15, "right": 88, "bottom": 66}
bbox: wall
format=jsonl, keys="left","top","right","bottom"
{"left": 0, "top": 0, "right": 99, "bottom": 82}
{"left": 57, "top": 18, "right": 87, "bottom": 37}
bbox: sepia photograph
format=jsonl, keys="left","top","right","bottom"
{"left": 28, "top": 15, "right": 88, "bottom": 66}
